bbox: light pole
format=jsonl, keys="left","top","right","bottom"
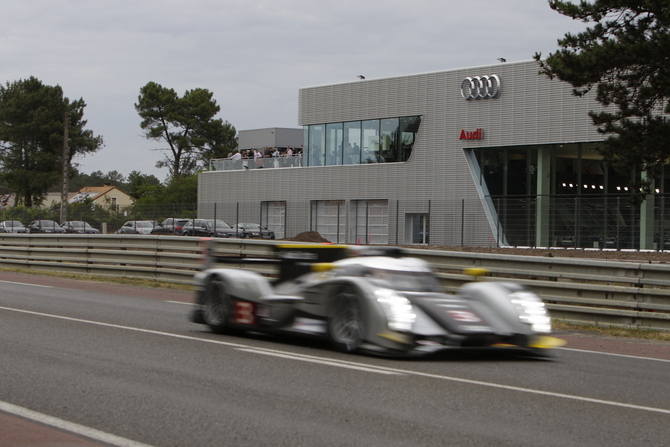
{"left": 59, "top": 112, "right": 69, "bottom": 224}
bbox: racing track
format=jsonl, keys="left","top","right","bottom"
{"left": 1, "top": 272, "right": 669, "bottom": 447}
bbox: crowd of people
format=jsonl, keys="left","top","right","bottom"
{"left": 226, "top": 146, "right": 303, "bottom": 169}
{"left": 229, "top": 146, "right": 302, "bottom": 160}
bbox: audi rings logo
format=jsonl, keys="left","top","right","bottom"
{"left": 461, "top": 75, "right": 501, "bottom": 100}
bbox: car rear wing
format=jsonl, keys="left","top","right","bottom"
{"left": 200, "top": 239, "right": 352, "bottom": 282}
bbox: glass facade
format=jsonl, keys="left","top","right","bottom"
{"left": 471, "top": 142, "right": 665, "bottom": 250}
{"left": 303, "top": 116, "right": 421, "bottom": 167}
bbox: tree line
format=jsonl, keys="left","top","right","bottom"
{"left": 0, "top": 78, "right": 237, "bottom": 207}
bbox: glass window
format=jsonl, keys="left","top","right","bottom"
{"left": 555, "top": 143, "right": 579, "bottom": 195}
{"left": 326, "top": 123, "right": 343, "bottom": 166}
{"left": 380, "top": 118, "right": 399, "bottom": 163}
{"left": 308, "top": 125, "right": 325, "bottom": 166}
{"left": 581, "top": 142, "right": 605, "bottom": 195}
{"left": 607, "top": 164, "right": 632, "bottom": 194}
{"left": 506, "top": 147, "right": 536, "bottom": 195}
{"left": 405, "top": 213, "right": 429, "bottom": 244}
{"left": 303, "top": 116, "right": 421, "bottom": 166}
{"left": 399, "top": 116, "right": 421, "bottom": 161}
{"left": 344, "top": 121, "right": 361, "bottom": 165}
{"left": 302, "top": 126, "right": 309, "bottom": 165}
{"left": 361, "top": 120, "right": 380, "bottom": 163}
{"left": 476, "top": 148, "right": 505, "bottom": 196}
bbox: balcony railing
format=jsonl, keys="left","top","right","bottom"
{"left": 210, "top": 155, "right": 304, "bottom": 171}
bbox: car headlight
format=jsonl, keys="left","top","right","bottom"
{"left": 509, "top": 291, "right": 551, "bottom": 333}
{"left": 375, "top": 288, "right": 416, "bottom": 332}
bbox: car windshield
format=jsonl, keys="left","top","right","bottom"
{"left": 205, "top": 220, "right": 231, "bottom": 229}
{"left": 370, "top": 269, "right": 442, "bottom": 293}
{"left": 136, "top": 222, "right": 154, "bottom": 227}
{"left": 38, "top": 221, "right": 59, "bottom": 227}
{"left": 5, "top": 221, "right": 23, "bottom": 227}
{"left": 70, "top": 222, "right": 89, "bottom": 228}
{"left": 243, "top": 223, "right": 262, "bottom": 230}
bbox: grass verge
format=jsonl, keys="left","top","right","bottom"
{"left": 552, "top": 319, "right": 670, "bottom": 342}
{"left": 0, "top": 266, "right": 194, "bottom": 292}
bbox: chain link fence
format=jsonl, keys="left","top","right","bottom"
{"left": 3, "top": 194, "right": 670, "bottom": 250}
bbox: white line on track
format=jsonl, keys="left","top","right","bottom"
{"left": 0, "top": 401, "right": 155, "bottom": 447}
{"left": 558, "top": 346, "right": 670, "bottom": 363}
{"left": 2, "top": 304, "right": 670, "bottom": 416}
{"left": 0, "top": 280, "right": 53, "bottom": 288}
{"left": 236, "top": 348, "right": 403, "bottom": 374}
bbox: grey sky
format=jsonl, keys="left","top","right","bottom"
{"left": 2, "top": 1, "right": 589, "bottom": 182}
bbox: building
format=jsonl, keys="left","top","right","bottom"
{"left": 199, "top": 60, "right": 667, "bottom": 249}
{"left": 68, "top": 185, "right": 134, "bottom": 211}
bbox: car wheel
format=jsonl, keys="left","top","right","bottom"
{"left": 328, "top": 287, "right": 365, "bottom": 353}
{"left": 202, "top": 277, "right": 234, "bottom": 334}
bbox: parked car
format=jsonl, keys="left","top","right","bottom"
{"left": 181, "top": 219, "right": 237, "bottom": 237}
{"left": 151, "top": 218, "right": 190, "bottom": 235}
{"left": 0, "top": 220, "right": 27, "bottom": 233}
{"left": 27, "top": 220, "right": 65, "bottom": 234}
{"left": 116, "top": 220, "right": 155, "bottom": 235}
{"left": 61, "top": 221, "right": 101, "bottom": 234}
{"left": 232, "top": 223, "right": 275, "bottom": 239}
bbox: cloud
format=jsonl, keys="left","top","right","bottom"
{"left": 1, "top": 0, "right": 589, "bottom": 181}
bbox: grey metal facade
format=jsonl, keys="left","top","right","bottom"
{"left": 238, "top": 127, "right": 303, "bottom": 150}
{"left": 198, "top": 60, "right": 605, "bottom": 246}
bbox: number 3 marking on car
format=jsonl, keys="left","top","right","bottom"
{"left": 446, "top": 310, "right": 482, "bottom": 322}
{"left": 234, "top": 301, "right": 256, "bottom": 325}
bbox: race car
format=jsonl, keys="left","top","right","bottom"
{"left": 190, "top": 242, "right": 564, "bottom": 356}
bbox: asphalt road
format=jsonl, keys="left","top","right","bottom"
{"left": 1, "top": 273, "right": 669, "bottom": 447}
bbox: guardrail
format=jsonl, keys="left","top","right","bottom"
{"left": 0, "top": 234, "right": 668, "bottom": 331}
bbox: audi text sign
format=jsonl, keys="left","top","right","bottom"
{"left": 461, "top": 75, "right": 501, "bottom": 100}
{"left": 459, "top": 129, "right": 483, "bottom": 140}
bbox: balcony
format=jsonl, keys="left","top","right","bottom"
{"left": 210, "top": 155, "right": 304, "bottom": 171}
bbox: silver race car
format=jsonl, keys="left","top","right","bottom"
{"left": 191, "top": 243, "right": 563, "bottom": 356}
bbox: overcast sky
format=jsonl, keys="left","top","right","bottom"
{"left": 2, "top": 1, "right": 589, "bottom": 183}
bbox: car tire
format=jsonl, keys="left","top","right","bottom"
{"left": 202, "top": 277, "right": 235, "bottom": 334}
{"left": 327, "top": 287, "right": 365, "bottom": 353}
